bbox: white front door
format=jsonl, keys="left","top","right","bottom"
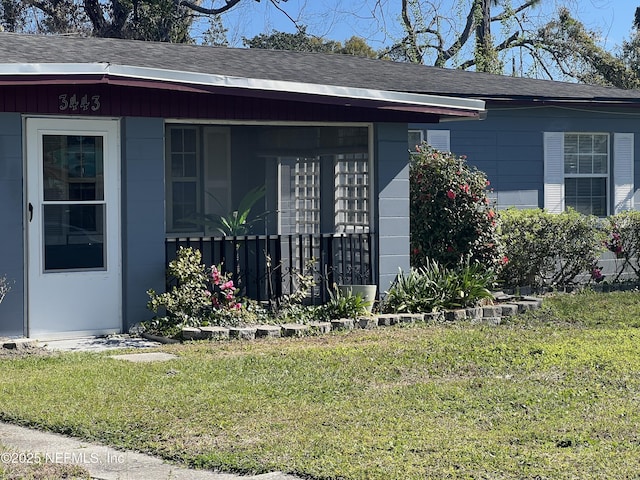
{"left": 26, "top": 118, "right": 121, "bottom": 339}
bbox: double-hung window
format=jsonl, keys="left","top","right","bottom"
{"left": 563, "top": 133, "right": 609, "bottom": 216}
{"left": 544, "top": 132, "right": 634, "bottom": 216}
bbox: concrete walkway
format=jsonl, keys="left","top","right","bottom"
{"left": 0, "top": 421, "right": 301, "bottom": 480}
{"left": 41, "top": 334, "right": 163, "bottom": 352}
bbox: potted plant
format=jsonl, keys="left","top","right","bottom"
{"left": 336, "top": 284, "right": 377, "bottom": 314}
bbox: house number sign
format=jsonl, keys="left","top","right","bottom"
{"left": 58, "top": 94, "right": 101, "bottom": 112}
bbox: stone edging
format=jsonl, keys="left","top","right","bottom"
{"left": 175, "top": 297, "right": 544, "bottom": 342}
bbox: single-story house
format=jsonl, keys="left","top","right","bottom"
{"left": 407, "top": 69, "right": 640, "bottom": 216}
{"left": 0, "top": 33, "right": 485, "bottom": 339}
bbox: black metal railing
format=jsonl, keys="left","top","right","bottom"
{"left": 165, "top": 232, "right": 375, "bottom": 304}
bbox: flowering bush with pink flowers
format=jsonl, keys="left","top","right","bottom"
{"left": 410, "top": 144, "right": 502, "bottom": 270}
{"left": 146, "top": 247, "right": 246, "bottom": 336}
{"left": 603, "top": 211, "right": 640, "bottom": 282}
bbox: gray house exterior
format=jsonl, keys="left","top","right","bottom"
{"left": 407, "top": 70, "right": 640, "bottom": 216}
{"left": 0, "top": 33, "right": 484, "bottom": 339}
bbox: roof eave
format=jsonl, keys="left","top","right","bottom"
{"left": 0, "top": 62, "right": 486, "bottom": 117}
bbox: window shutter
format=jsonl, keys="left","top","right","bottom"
{"left": 614, "top": 133, "right": 634, "bottom": 213}
{"left": 426, "top": 130, "right": 450, "bottom": 152}
{"left": 543, "top": 132, "right": 565, "bottom": 214}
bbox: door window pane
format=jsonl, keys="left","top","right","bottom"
{"left": 43, "top": 135, "right": 104, "bottom": 201}
{"left": 44, "top": 204, "right": 105, "bottom": 270}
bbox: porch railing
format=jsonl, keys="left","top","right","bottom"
{"left": 165, "top": 233, "right": 375, "bottom": 304}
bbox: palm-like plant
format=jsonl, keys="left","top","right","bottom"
{"left": 208, "top": 185, "right": 267, "bottom": 236}
{"left": 184, "top": 184, "right": 267, "bottom": 236}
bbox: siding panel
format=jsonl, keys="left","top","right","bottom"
{"left": 0, "top": 113, "right": 24, "bottom": 336}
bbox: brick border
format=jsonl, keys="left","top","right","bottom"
{"left": 176, "top": 297, "right": 543, "bottom": 342}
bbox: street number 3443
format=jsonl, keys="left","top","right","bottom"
{"left": 58, "top": 94, "right": 101, "bottom": 112}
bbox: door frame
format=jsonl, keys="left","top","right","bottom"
{"left": 24, "top": 116, "right": 122, "bottom": 339}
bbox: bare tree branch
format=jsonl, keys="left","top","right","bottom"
{"left": 178, "top": 0, "right": 243, "bottom": 16}
{"left": 435, "top": 0, "right": 479, "bottom": 67}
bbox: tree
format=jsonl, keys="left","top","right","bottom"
{"left": 201, "top": 14, "right": 229, "bottom": 46}
{"left": 0, "top": 0, "right": 287, "bottom": 42}
{"left": 244, "top": 26, "right": 378, "bottom": 58}
{"left": 376, "top": 0, "right": 640, "bottom": 85}
{"left": 524, "top": 7, "right": 639, "bottom": 88}
{"left": 382, "top": 0, "right": 542, "bottom": 72}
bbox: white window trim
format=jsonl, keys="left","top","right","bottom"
{"left": 614, "top": 133, "right": 634, "bottom": 212}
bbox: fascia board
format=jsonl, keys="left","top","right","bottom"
{"left": 0, "top": 62, "right": 486, "bottom": 113}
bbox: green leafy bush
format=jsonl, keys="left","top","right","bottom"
{"left": 316, "top": 285, "right": 372, "bottom": 320}
{"left": 410, "top": 144, "right": 502, "bottom": 269}
{"left": 382, "top": 259, "right": 495, "bottom": 313}
{"left": 498, "top": 208, "right": 606, "bottom": 289}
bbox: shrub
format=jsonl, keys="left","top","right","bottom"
{"left": 146, "top": 247, "right": 243, "bottom": 336}
{"left": 498, "top": 208, "right": 606, "bottom": 289}
{"left": 316, "top": 285, "right": 372, "bottom": 320}
{"left": 604, "top": 211, "right": 640, "bottom": 281}
{"left": 382, "top": 259, "right": 496, "bottom": 313}
{"left": 410, "top": 144, "right": 502, "bottom": 270}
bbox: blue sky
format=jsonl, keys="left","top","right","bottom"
{"left": 196, "top": 0, "right": 638, "bottom": 56}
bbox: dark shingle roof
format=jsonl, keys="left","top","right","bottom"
{"left": 2, "top": 32, "right": 640, "bottom": 103}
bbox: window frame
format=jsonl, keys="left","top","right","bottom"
{"left": 165, "top": 125, "right": 201, "bottom": 234}
{"left": 563, "top": 132, "right": 610, "bottom": 217}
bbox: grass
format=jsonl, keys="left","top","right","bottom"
{"left": 2, "top": 290, "right": 640, "bottom": 478}
{"left": 0, "top": 444, "right": 90, "bottom": 479}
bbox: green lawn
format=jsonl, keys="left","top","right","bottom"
{"left": 2, "top": 290, "right": 640, "bottom": 479}
{"left": 0, "top": 443, "right": 89, "bottom": 479}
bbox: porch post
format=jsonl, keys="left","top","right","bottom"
{"left": 374, "top": 123, "right": 410, "bottom": 297}
{"left": 121, "top": 117, "right": 166, "bottom": 331}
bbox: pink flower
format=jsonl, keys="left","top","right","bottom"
{"left": 221, "top": 280, "right": 234, "bottom": 291}
{"left": 233, "top": 303, "right": 242, "bottom": 311}
{"left": 203, "top": 290, "right": 211, "bottom": 297}
{"left": 501, "top": 256, "right": 509, "bottom": 265}
{"left": 211, "top": 266, "right": 221, "bottom": 283}
{"left": 486, "top": 180, "right": 491, "bottom": 186}
{"left": 460, "top": 183, "right": 470, "bottom": 194}
{"left": 225, "top": 292, "right": 233, "bottom": 300}
{"left": 447, "top": 189, "right": 456, "bottom": 200}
